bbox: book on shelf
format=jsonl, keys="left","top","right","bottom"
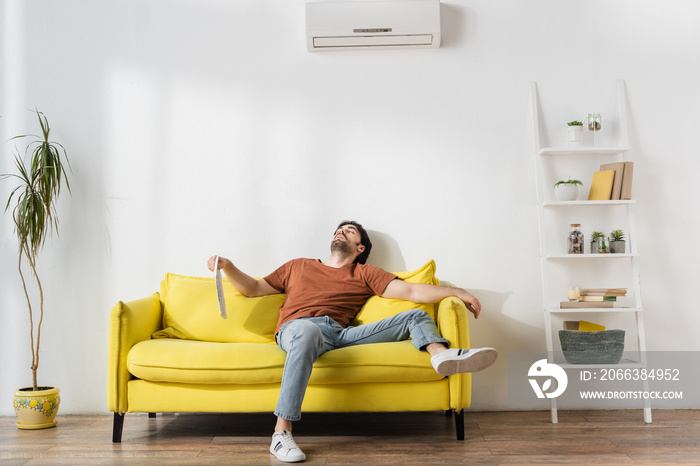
{"left": 620, "top": 161, "right": 634, "bottom": 200}
{"left": 580, "top": 288, "right": 627, "bottom": 297}
{"left": 600, "top": 162, "right": 625, "bottom": 200}
{"left": 560, "top": 301, "right": 614, "bottom": 309}
{"left": 580, "top": 295, "right": 617, "bottom": 302}
{"left": 593, "top": 161, "right": 634, "bottom": 201}
{"left": 563, "top": 320, "right": 606, "bottom": 331}
{"left": 588, "top": 170, "right": 615, "bottom": 200}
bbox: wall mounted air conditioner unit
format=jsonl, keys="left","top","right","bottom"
{"left": 306, "top": 0, "right": 441, "bottom": 52}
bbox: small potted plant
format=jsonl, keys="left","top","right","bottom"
{"left": 590, "top": 231, "right": 604, "bottom": 254}
{"left": 598, "top": 237, "right": 609, "bottom": 253}
{"left": 554, "top": 177, "right": 582, "bottom": 201}
{"left": 567, "top": 120, "right": 583, "bottom": 144}
{"left": 610, "top": 229, "right": 626, "bottom": 253}
{"left": 587, "top": 113, "right": 602, "bottom": 131}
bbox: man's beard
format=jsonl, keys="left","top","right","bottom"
{"left": 331, "top": 238, "right": 353, "bottom": 256}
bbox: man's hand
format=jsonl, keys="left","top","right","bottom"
{"left": 452, "top": 288, "right": 481, "bottom": 319}
{"left": 206, "top": 256, "right": 279, "bottom": 297}
{"left": 207, "top": 255, "right": 229, "bottom": 272}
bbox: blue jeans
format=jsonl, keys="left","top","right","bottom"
{"left": 273, "top": 308, "right": 449, "bottom": 421}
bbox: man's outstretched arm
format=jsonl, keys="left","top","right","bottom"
{"left": 380, "top": 279, "right": 482, "bottom": 319}
{"left": 207, "top": 256, "right": 280, "bottom": 297}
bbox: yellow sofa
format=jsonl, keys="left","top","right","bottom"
{"left": 108, "top": 260, "right": 472, "bottom": 442}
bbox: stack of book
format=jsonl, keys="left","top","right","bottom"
{"left": 560, "top": 288, "right": 627, "bottom": 308}
{"left": 588, "top": 162, "right": 634, "bottom": 200}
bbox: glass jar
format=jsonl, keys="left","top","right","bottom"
{"left": 567, "top": 224, "right": 584, "bottom": 254}
{"left": 568, "top": 286, "right": 581, "bottom": 302}
{"left": 587, "top": 113, "right": 601, "bottom": 131}
{"left": 598, "top": 236, "right": 609, "bottom": 253}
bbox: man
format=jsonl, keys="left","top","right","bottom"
{"left": 207, "top": 221, "right": 497, "bottom": 463}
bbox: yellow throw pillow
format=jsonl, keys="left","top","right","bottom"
{"left": 156, "top": 273, "right": 284, "bottom": 343}
{"left": 352, "top": 260, "right": 440, "bottom": 326}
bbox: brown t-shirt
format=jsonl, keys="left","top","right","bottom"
{"left": 265, "top": 258, "right": 397, "bottom": 335}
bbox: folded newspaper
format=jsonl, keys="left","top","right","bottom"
{"left": 214, "top": 255, "right": 227, "bottom": 319}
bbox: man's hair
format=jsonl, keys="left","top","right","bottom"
{"left": 336, "top": 220, "right": 372, "bottom": 265}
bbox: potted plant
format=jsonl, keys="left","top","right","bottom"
{"left": 610, "top": 229, "right": 626, "bottom": 253}
{"left": 554, "top": 177, "right": 582, "bottom": 201}
{"left": 590, "top": 231, "right": 604, "bottom": 254}
{"left": 598, "top": 237, "right": 608, "bottom": 253}
{"left": 567, "top": 120, "right": 583, "bottom": 144}
{"left": 2, "top": 110, "right": 71, "bottom": 429}
{"left": 587, "top": 113, "right": 602, "bottom": 131}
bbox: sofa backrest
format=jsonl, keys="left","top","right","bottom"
{"left": 154, "top": 260, "right": 439, "bottom": 344}
{"left": 157, "top": 274, "right": 284, "bottom": 344}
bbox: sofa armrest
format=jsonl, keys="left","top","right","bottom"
{"left": 436, "top": 296, "right": 471, "bottom": 350}
{"left": 436, "top": 296, "right": 472, "bottom": 412}
{"left": 107, "top": 293, "right": 162, "bottom": 413}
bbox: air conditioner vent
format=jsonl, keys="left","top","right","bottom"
{"left": 306, "top": 0, "right": 441, "bottom": 52}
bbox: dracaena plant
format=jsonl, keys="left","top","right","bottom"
{"left": 2, "top": 110, "right": 71, "bottom": 391}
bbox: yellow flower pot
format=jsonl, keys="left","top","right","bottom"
{"left": 13, "top": 387, "right": 60, "bottom": 429}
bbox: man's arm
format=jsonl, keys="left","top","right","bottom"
{"left": 207, "top": 256, "right": 280, "bottom": 298}
{"left": 380, "top": 279, "right": 482, "bottom": 319}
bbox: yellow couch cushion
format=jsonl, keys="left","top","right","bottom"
{"left": 127, "top": 339, "right": 442, "bottom": 385}
{"left": 157, "top": 274, "right": 284, "bottom": 344}
{"left": 352, "top": 260, "right": 439, "bottom": 326}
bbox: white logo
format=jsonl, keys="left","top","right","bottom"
{"left": 528, "top": 359, "right": 568, "bottom": 399}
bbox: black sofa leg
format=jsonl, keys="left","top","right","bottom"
{"left": 454, "top": 410, "right": 465, "bottom": 440}
{"left": 113, "top": 413, "right": 125, "bottom": 443}
{"left": 149, "top": 413, "right": 157, "bottom": 418}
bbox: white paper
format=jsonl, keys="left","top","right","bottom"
{"left": 214, "top": 255, "right": 227, "bottom": 319}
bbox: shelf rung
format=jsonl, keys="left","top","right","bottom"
{"left": 546, "top": 307, "right": 643, "bottom": 314}
{"left": 545, "top": 253, "right": 638, "bottom": 259}
{"left": 541, "top": 200, "right": 635, "bottom": 206}
{"left": 538, "top": 147, "right": 631, "bottom": 156}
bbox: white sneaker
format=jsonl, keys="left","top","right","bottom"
{"left": 431, "top": 347, "right": 498, "bottom": 376}
{"left": 270, "top": 430, "right": 306, "bottom": 463}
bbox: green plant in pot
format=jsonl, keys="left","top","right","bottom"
{"left": 567, "top": 120, "right": 584, "bottom": 144}
{"left": 2, "top": 110, "right": 71, "bottom": 429}
{"left": 609, "top": 229, "right": 626, "bottom": 254}
{"left": 554, "top": 177, "right": 582, "bottom": 201}
{"left": 590, "top": 231, "right": 604, "bottom": 254}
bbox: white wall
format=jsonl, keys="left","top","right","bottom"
{"left": 1, "top": 0, "right": 699, "bottom": 415}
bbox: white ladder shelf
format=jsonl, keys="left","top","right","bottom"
{"left": 530, "top": 80, "right": 651, "bottom": 424}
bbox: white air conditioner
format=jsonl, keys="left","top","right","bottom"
{"left": 306, "top": 0, "right": 441, "bottom": 52}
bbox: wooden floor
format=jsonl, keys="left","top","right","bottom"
{"left": 2, "top": 410, "right": 700, "bottom": 465}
